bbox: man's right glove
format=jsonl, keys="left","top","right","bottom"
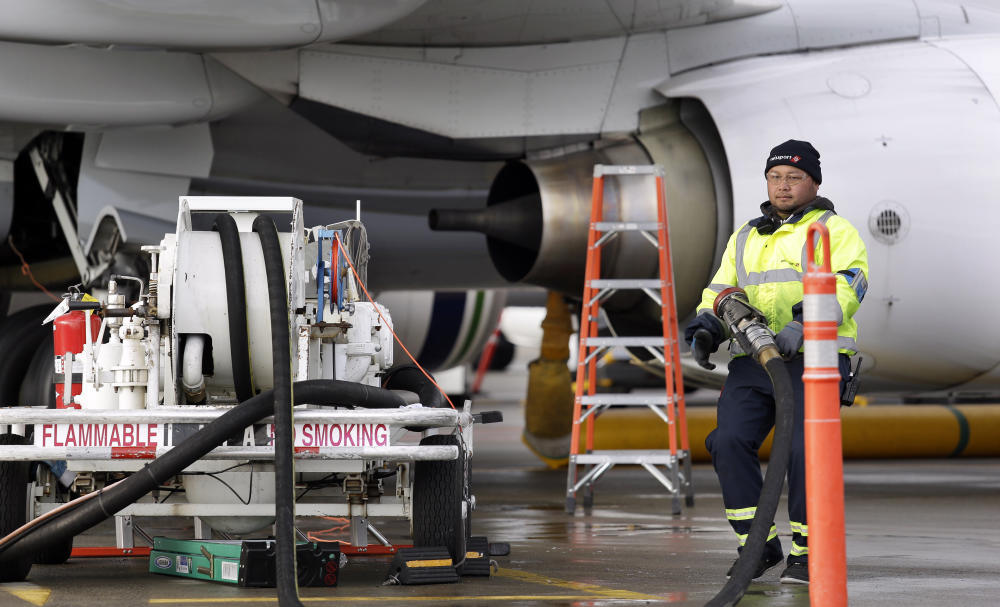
{"left": 684, "top": 313, "right": 726, "bottom": 370}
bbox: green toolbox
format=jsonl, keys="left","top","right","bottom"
{"left": 149, "top": 537, "right": 340, "bottom": 587}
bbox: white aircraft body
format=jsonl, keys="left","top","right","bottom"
{"left": 0, "top": 0, "right": 998, "bottom": 396}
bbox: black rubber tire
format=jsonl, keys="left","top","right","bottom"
{"left": 412, "top": 434, "right": 468, "bottom": 562}
{"left": 22, "top": 339, "right": 73, "bottom": 564}
{"left": 0, "top": 304, "right": 56, "bottom": 408}
{"left": 34, "top": 536, "right": 73, "bottom": 565}
{"left": 21, "top": 338, "right": 55, "bottom": 410}
{"left": 0, "top": 434, "right": 32, "bottom": 582}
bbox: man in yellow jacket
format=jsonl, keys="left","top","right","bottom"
{"left": 684, "top": 140, "right": 869, "bottom": 585}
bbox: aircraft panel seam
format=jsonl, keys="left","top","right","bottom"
{"left": 924, "top": 39, "right": 1000, "bottom": 113}
{"left": 597, "top": 34, "right": 632, "bottom": 134}
{"left": 784, "top": 0, "right": 803, "bottom": 49}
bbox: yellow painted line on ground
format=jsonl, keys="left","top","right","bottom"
{"left": 1, "top": 582, "right": 51, "bottom": 606}
{"left": 148, "top": 567, "right": 667, "bottom": 604}
{"left": 405, "top": 558, "right": 453, "bottom": 567}
{"left": 494, "top": 567, "right": 663, "bottom": 600}
{"left": 149, "top": 596, "right": 641, "bottom": 604}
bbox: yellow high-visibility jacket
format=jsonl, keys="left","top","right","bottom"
{"left": 696, "top": 197, "right": 869, "bottom": 355}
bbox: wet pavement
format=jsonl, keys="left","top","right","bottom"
{"left": 3, "top": 369, "right": 1000, "bottom": 606}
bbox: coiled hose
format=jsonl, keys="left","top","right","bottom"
{"left": 214, "top": 213, "right": 255, "bottom": 403}
{"left": 383, "top": 365, "right": 446, "bottom": 408}
{"left": 705, "top": 353, "right": 794, "bottom": 607}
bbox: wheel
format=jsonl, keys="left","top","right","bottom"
{"left": 0, "top": 433, "right": 32, "bottom": 582}
{"left": 21, "top": 339, "right": 55, "bottom": 410}
{"left": 412, "top": 434, "right": 468, "bottom": 562}
{"left": 0, "top": 304, "right": 55, "bottom": 407}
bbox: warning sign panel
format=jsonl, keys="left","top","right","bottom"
{"left": 265, "top": 423, "right": 390, "bottom": 448}
{"left": 35, "top": 423, "right": 163, "bottom": 448}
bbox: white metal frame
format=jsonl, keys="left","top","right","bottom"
{"left": 1, "top": 403, "right": 473, "bottom": 548}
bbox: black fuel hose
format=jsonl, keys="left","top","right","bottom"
{"left": 213, "top": 213, "right": 255, "bottom": 403}
{"left": 0, "top": 380, "right": 406, "bottom": 566}
{"left": 252, "top": 215, "right": 300, "bottom": 607}
{"left": 382, "top": 365, "right": 446, "bottom": 408}
{"left": 705, "top": 355, "right": 794, "bottom": 607}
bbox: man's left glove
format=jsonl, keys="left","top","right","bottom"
{"left": 684, "top": 313, "right": 726, "bottom": 370}
{"left": 690, "top": 329, "right": 716, "bottom": 370}
{"left": 775, "top": 321, "right": 804, "bottom": 359}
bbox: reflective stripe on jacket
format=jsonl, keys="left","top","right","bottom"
{"left": 696, "top": 198, "right": 869, "bottom": 355}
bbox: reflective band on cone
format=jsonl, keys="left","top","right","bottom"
{"left": 804, "top": 293, "right": 840, "bottom": 322}
{"left": 803, "top": 223, "right": 847, "bottom": 607}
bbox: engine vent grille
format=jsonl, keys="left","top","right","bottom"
{"left": 868, "top": 201, "right": 908, "bottom": 245}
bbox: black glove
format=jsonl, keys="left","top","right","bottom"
{"left": 775, "top": 321, "right": 804, "bottom": 359}
{"left": 684, "top": 314, "right": 725, "bottom": 370}
{"left": 790, "top": 300, "right": 804, "bottom": 323}
{"left": 690, "top": 329, "right": 716, "bottom": 370}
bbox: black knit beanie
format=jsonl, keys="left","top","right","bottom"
{"left": 764, "top": 139, "right": 821, "bottom": 184}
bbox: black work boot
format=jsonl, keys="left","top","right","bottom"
{"left": 779, "top": 557, "right": 809, "bottom": 584}
{"left": 726, "top": 537, "right": 783, "bottom": 579}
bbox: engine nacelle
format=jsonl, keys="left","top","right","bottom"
{"left": 431, "top": 101, "right": 726, "bottom": 323}
{"left": 657, "top": 36, "right": 1000, "bottom": 392}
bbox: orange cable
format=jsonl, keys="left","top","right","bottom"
{"left": 7, "top": 236, "right": 59, "bottom": 301}
{"left": 334, "top": 233, "right": 457, "bottom": 411}
{"left": 306, "top": 516, "right": 351, "bottom": 544}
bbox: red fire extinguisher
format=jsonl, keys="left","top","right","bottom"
{"left": 53, "top": 310, "right": 101, "bottom": 409}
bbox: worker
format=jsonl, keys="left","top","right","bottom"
{"left": 684, "top": 140, "right": 868, "bottom": 585}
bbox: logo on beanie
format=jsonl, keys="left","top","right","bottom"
{"left": 792, "top": 155, "right": 800, "bottom": 163}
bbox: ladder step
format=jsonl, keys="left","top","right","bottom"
{"left": 581, "top": 393, "right": 673, "bottom": 406}
{"left": 594, "top": 165, "right": 664, "bottom": 177}
{"left": 581, "top": 336, "right": 667, "bottom": 347}
{"left": 572, "top": 450, "right": 685, "bottom": 465}
{"left": 588, "top": 279, "right": 663, "bottom": 289}
{"left": 593, "top": 221, "right": 661, "bottom": 232}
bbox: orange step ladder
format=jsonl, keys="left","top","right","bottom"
{"left": 565, "top": 164, "right": 693, "bottom": 515}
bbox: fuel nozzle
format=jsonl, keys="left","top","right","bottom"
{"left": 713, "top": 287, "right": 781, "bottom": 365}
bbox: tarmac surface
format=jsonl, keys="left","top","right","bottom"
{"left": 3, "top": 368, "right": 1000, "bottom": 607}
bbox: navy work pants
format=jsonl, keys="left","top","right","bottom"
{"left": 705, "top": 353, "right": 849, "bottom": 563}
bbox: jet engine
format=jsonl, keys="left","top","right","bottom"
{"left": 430, "top": 100, "right": 730, "bottom": 325}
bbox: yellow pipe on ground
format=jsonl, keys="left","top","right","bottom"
{"left": 591, "top": 404, "right": 1000, "bottom": 462}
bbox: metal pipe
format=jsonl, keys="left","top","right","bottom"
{"left": 181, "top": 334, "right": 206, "bottom": 405}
